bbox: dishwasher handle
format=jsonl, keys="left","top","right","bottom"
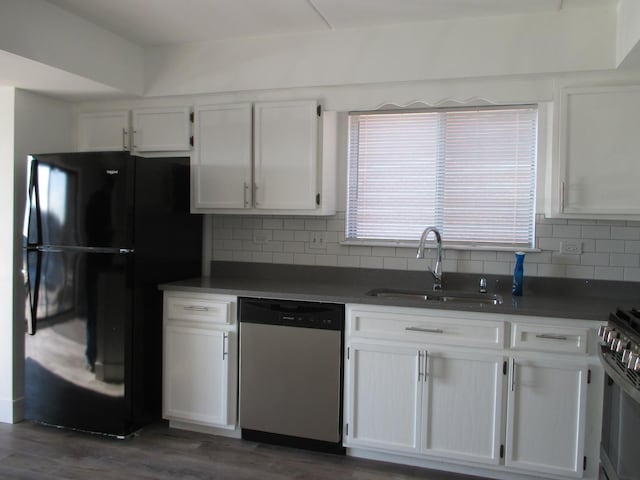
{"left": 238, "top": 297, "right": 345, "bottom": 331}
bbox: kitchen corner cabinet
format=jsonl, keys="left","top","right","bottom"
{"left": 77, "top": 107, "right": 192, "bottom": 153}
{"left": 547, "top": 85, "right": 640, "bottom": 219}
{"left": 163, "top": 292, "right": 237, "bottom": 430}
{"left": 344, "top": 305, "right": 603, "bottom": 480}
{"left": 191, "top": 100, "right": 337, "bottom": 215}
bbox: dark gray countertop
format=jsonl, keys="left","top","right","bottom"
{"left": 159, "top": 262, "right": 640, "bottom": 322}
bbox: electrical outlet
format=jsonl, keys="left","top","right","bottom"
{"left": 309, "top": 232, "right": 326, "bottom": 249}
{"left": 560, "top": 240, "right": 582, "bottom": 255}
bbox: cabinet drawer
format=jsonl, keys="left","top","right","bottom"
{"left": 349, "top": 307, "right": 505, "bottom": 349}
{"left": 165, "top": 293, "right": 232, "bottom": 325}
{"left": 510, "top": 322, "right": 589, "bottom": 354}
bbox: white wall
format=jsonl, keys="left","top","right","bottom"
{"left": 0, "top": 89, "right": 72, "bottom": 424}
{"left": 144, "top": 7, "right": 616, "bottom": 97}
{"left": 0, "top": 0, "right": 144, "bottom": 95}
{"left": 0, "top": 87, "right": 16, "bottom": 423}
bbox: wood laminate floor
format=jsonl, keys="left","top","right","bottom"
{"left": 0, "top": 421, "right": 492, "bottom": 480}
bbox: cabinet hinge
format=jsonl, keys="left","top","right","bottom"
{"left": 583, "top": 456, "right": 587, "bottom": 471}
{"left": 503, "top": 361, "right": 507, "bottom": 375}
{"left": 190, "top": 136, "right": 194, "bottom": 147}
{"left": 316, "top": 193, "right": 320, "bottom": 206}
{"left": 587, "top": 369, "right": 591, "bottom": 384}
{"left": 500, "top": 444, "right": 504, "bottom": 459}
{"left": 189, "top": 112, "right": 194, "bottom": 123}
{"left": 347, "top": 347, "right": 350, "bottom": 360}
{"left": 317, "top": 105, "right": 322, "bottom": 117}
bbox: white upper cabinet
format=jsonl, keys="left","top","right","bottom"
{"left": 78, "top": 111, "right": 130, "bottom": 151}
{"left": 191, "top": 104, "right": 253, "bottom": 210}
{"left": 77, "top": 107, "right": 192, "bottom": 154}
{"left": 131, "top": 107, "right": 191, "bottom": 152}
{"left": 253, "top": 100, "right": 318, "bottom": 210}
{"left": 191, "top": 100, "right": 336, "bottom": 215}
{"left": 548, "top": 85, "right": 640, "bottom": 219}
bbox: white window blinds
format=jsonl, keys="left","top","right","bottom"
{"left": 347, "top": 106, "right": 537, "bottom": 248}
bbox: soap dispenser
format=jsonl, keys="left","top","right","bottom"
{"left": 512, "top": 252, "right": 525, "bottom": 296}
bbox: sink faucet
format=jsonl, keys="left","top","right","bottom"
{"left": 417, "top": 226, "right": 442, "bottom": 291}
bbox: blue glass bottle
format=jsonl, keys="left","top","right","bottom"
{"left": 512, "top": 252, "right": 525, "bottom": 296}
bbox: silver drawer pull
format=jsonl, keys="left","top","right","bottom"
{"left": 535, "top": 333, "right": 568, "bottom": 341}
{"left": 406, "top": 326, "right": 444, "bottom": 334}
{"left": 183, "top": 305, "right": 210, "bottom": 312}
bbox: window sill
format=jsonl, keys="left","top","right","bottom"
{"left": 341, "top": 239, "right": 541, "bottom": 253}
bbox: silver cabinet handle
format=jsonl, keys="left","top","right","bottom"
{"left": 243, "top": 181, "right": 250, "bottom": 207}
{"left": 417, "top": 351, "right": 422, "bottom": 382}
{"left": 510, "top": 358, "right": 516, "bottom": 392}
{"left": 423, "top": 350, "right": 428, "bottom": 379}
{"left": 122, "top": 128, "right": 128, "bottom": 150}
{"left": 253, "top": 183, "right": 259, "bottom": 207}
{"left": 222, "top": 332, "right": 228, "bottom": 360}
{"left": 560, "top": 181, "right": 565, "bottom": 212}
{"left": 536, "top": 334, "right": 568, "bottom": 341}
{"left": 183, "top": 305, "right": 209, "bottom": 312}
{"left": 132, "top": 129, "right": 137, "bottom": 150}
{"left": 406, "top": 326, "right": 444, "bottom": 334}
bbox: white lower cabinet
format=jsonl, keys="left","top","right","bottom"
{"left": 344, "top": 304, "right": 602, "bottom": 480}
{"left": 347, "top": 343, "right": 421, "bottom": 453}
{"left": 346, "top": 343, "right": 504, "bottom": 464}
{"left": 163, "top": 292, "right": 237, "bottom": 430}
{"left": 505, "top": 358, "right": 588, "bottom": 477}
{"left": 422, "top": 350, "right": 504, "bottom": 464}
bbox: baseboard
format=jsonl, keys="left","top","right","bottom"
{"left": 0, "top": 395, "right": 24, "bottom": 424}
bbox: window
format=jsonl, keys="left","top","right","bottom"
{"left": 346, "top": 105, "right": 538, "bottom": 248}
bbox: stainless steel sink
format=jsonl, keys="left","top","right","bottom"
{"left": 365, "top": 288, "right": 503, "bottom": 305}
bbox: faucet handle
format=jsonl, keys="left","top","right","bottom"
{"left": 479, "top": 277, "right": 488, "bottom": 294}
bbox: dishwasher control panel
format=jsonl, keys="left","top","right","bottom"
{"left": 238, "top": 297, "right": 344, "bottom": 331}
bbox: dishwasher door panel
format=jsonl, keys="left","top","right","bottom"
{"left": 239, "top": 322, "right": 342, "bottom": 443}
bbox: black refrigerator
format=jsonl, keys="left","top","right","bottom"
{"left": 23, "top": 152, "right": 202, "bottom": 437}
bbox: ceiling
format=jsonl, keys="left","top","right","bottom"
{"left": 44, "top": 0, "right": 618, "bottom": 47}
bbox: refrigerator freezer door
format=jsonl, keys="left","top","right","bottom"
{"left": 28, "top": 152, "right": 134, "bottom": 249}
{"left": 24, "top": 248, "right": 132, "bottom": 436}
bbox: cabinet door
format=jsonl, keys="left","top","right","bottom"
{"left": 254, "top": 100, "right": 318, "bottom": 210}
{"left": 78, "top": 111, "right": 130, "bottom": 151}
{"left": 344, "top": 343, "right": 421, "bottom": 454}
{"left": 422, "top": 351, "right": 504, "bottom": 465}
{"left": 163, "top": 324, "right": 232, "bottom": 428}
{"left": 505, "top": 358, "right": 587, "bottom": 477}
{"left": 556, "top": 86, "right": 640, "bottom": 217}
{"left": 132, "top": 107, "right": 191, "bottom": 152}
{"left": 192, "top": 104, "right": 252, "bottom": 210}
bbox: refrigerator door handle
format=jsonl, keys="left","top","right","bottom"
{"left": 25, "top": 249, "right": 42, "bottom": 336}
{"left": 28, "top": 159, "right": 43, "bottom": 247}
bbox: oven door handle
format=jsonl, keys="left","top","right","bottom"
{"left": 598, "top": 345, "right": 640, "bottom": 404}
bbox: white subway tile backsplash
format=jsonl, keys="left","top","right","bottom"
{"left": 610, "top": 253, "right": 639, "bottom": 267}
{"left": 360, "top": 256, "right": 383, "bottom": 269}
{"left": 553, "top": 225, "right": 581, "bottom": 238}
{"left": 582, "top": 225, "right": 611, "bottom": 239}
{"left": 595, "top": 266, "right": 624, "bottom": 281}
{"left": 210, "top": 213, "right": 640, "bottom": 282}
{"left": 596, "top": 240, "right": 625, "bottom": 253}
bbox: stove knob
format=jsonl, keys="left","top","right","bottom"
{"left": 612, "top": 338, "right": 624, "bottom": 353}
{"left": 597, "top": 325, "right": 608, "bottom": 339}
{"left": 633, "top": 356, "right": 640, "bottom": 373}
{"left": 627, "top": 352, "right": 640, "bottom": 371}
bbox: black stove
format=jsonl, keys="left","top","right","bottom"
{"left": 598, "top": 308, "right": 640, "bottom": 392}
{"left": 598, "top": 308, "right": 640, "bottom": 480}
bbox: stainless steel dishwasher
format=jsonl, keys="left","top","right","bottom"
{"left": 238, "top": 297, "right": 345, "bottom": 454}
